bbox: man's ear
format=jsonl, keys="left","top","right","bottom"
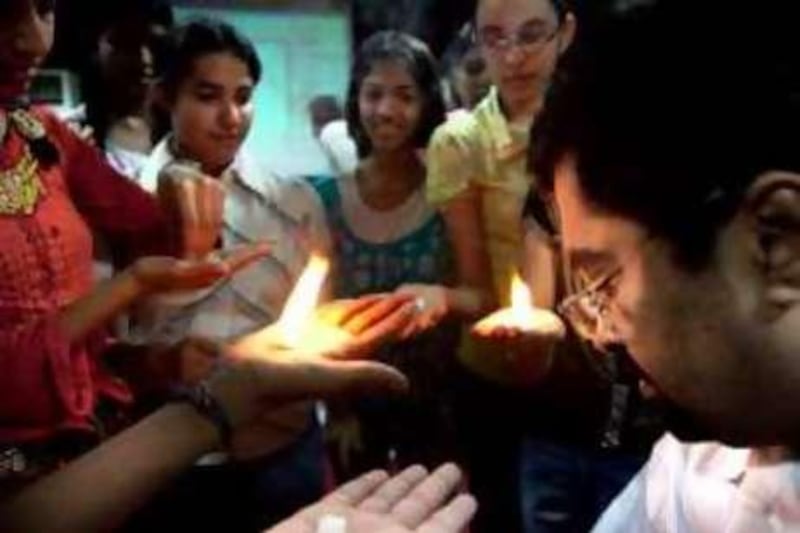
{"left": 558, "top": 13, "right": 577, "bottom": 56}
{"left": 742, "top": 171, "right": 800, "bottom": 312}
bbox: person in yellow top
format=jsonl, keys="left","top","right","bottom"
{"left": 427, "top": 0, "right": 574, "bottom": 383}
{"left": 425, "top": 0, "right": 576, "bottom": 530}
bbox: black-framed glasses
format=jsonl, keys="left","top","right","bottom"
{"left": 557, "top": 266, "right": 623, "bottom": 345}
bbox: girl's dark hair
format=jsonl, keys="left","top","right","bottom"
{"left": 345, "top": 30, "right": 446, "bottom": 158}
{"left": 159, "top": 18, "right": 261, "bottom": 101}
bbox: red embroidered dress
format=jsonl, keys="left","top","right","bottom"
{"left": 0, "top": 108, "right": 168, "bottom": 444}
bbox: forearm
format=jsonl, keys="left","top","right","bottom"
{"left": 440, "top": 191, "right": 498, "bottom": 319}
{"left": 443, "top": 285, "right": 495, "bottom": 320}
{"left": 58, "top": 269, "right": 143, "bottom": 342}
{"left": 0, "top": 404, "right": 219, "bottom": 532}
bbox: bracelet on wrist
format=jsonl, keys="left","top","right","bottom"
{"left": 170, "top": 381, "right": 233, "bottom": 447}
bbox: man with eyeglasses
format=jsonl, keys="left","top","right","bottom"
{"left": 525, "top": 0, "right": 800, "bottom": 530}
{"left": 426, "top": 0, "right": 662, "bottom": 531}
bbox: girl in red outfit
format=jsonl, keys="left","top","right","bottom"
{"left": 0, "top": 0, "right": 265, "bottom": 491}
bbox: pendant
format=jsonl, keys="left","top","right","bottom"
{"left": 0, "top": 145, "right": 45, "bottom": 216}
{"left": 9, "top": 109, "right": 46, "bottom": 141}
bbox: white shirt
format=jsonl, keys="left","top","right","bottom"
{"left": 105, "top": 143, "right": 149, "bottom": 180}
{"left": 593, "top": 433, "right": 800, "bottom": 532}
{"left": 132, "top": 137, "right": 330, "bottom": 343}
{"left": 318, "top": 119, "right": 358, "bottom": 176}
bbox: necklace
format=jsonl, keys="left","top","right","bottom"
{"left": 0, "top": 144, "right": 43, "bottom": 215}
{"left": 0, "top": 109, "right": 47, "bottom": 216}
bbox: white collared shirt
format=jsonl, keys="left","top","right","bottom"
{"left": 593, "top": 433, "right": 800, "bottom": 532}
{"left": 130, "top": 137, "right": 330, "bottom": 344}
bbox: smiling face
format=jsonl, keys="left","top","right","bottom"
{"left": 357, "top": 59, "right": 423, "bottom": 155}
{"left": 0, "top": 0, "right": 55, "bottom": 105}
{"left": 168, "top": 52, "right": 254, "bottom": 175}
{"left": 552, "top": 156, "right": 800, "bottom": 446}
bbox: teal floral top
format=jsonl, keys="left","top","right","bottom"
{"left": 308, "top": 174, "right": 451, "bottom": 297}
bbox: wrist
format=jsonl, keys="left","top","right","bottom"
{"left": 170, "top": 380, "right": 233, "bottom": 448}
{"left": 204, "top": 360, "right": 261, "bottom": 430}
{"left": 448, "top": 286, "right": 486, "bottom": 318}
{"left": 119, "top": 266, "right": 148, "bottom": 300}
{"left": 440, "top": 286, "right": 455, "bottom": 316}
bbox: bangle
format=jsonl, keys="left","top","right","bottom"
{"left": 171, "top": 381, "right": 233, "bottom": 447}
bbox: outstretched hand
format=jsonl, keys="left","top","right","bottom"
{"left": 130, "top": 242, "right": 271, "bottom": 295}
{"left": 234, "top": 293, "right": 418, "bottom": 360}
{"left": 268, "top": 464, "right": 476, "bottom": 533}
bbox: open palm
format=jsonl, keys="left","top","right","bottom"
{"left": 269, "top": 464, "right": 476, "bottom": 533}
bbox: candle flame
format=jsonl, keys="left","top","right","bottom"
{"left": 473, "top": 272, "right": 565, "bottom": 340}
{"left": 510, "top": 273, "right": 532, "bottom": 318}
{"left": 277, "top": 254, "right": 330, "bottom": 346}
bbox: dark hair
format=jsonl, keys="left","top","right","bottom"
{"left": 476, "top": 0, "right": 571, "bottom": 23}
{"left": 531, "top": 0, "right": 800, "bottom": 269}
{"left": 107, "top": 0, "right": 174, "bottom": 32}
{"left": 309, "top": 95, "right": 344, "bottom": 130}
{"left": 159, "top": 18, "right": 261, "bottom": 101}
{"left": 345, "top": 30, "right": 446, "bottom": 158}
{"left": 549, "top": 0, "right": 570, "bottom": 22}
{"left": 441, "top": 23, "right": 476, "bottom": 75}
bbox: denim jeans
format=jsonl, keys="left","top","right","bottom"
{"left": 520, "top": 437, "right": 646, "bottom": 533}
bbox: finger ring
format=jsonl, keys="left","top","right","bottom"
{"left": 415, "top": 297, "right": 427, "bottom": 313}
{"left": 316, "top": 514, "right": 347, "bottom": 533}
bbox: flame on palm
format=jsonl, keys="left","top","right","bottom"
{"left": 277, "top": 254, "right": 330, "bottom": 347}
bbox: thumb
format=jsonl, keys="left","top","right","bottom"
{"left": 219, "top": 242, "right": 273, "bottom": 274}
{"left": 327, "top": 360, "right": 409, "bottom": 396}
{"left": 172, "top": 257, "right": 229, "bottom": 278}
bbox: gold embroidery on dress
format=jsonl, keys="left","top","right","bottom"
{"left": 9, "top": 109, "right": 46, "bottom": 141}
{"left": 0, "top": 145, "right": 44, "bottom": 216}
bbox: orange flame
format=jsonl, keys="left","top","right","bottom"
{"left": 277, "top": 254, "right": 330, "bottom": 347}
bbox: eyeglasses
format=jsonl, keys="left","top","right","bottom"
{"left": 557, "top": 265, "right": 623, "bottom": 345}
{"left": 477, "top": 23, "right": 560, "bottom": 55}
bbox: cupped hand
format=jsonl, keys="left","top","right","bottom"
{"left": 393, "top": 284, "right": 449, "bottom": 339}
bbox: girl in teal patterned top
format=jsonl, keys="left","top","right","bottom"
{"left": 309, "top": 31, "right": 459, "bottom": 479}
{"left": 312, "top": 174, "right": 449, "bottom": 296}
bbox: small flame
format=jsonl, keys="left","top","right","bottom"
{"left": 277, "top": 254, "right": 330, "bottom": 347}
{"left": 510, "top": 272, "right": 533, "bottom": 317}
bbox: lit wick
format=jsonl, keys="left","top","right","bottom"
{"left": 473, "top": 273, "right": 566, "bottom": 339}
